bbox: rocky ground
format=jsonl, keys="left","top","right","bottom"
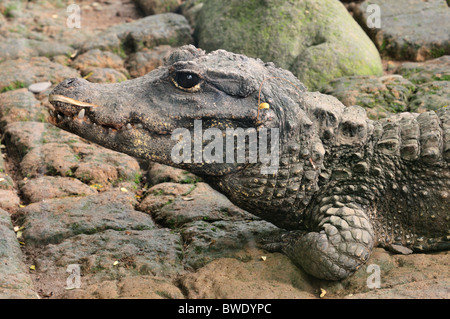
{"left": 0, "top": 0, "right": 449, "bottom": 299}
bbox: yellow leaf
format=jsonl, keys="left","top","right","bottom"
{"left": 258, "top": 102, "right": 270, "bottom": 110}
{"left": 30, "top": 265, "right": 35, "bottom": 270}
{"left": 319, "top": 288, "right": 326, "bottom": 298}
{"left": 113, "top": 261, "right": 119, "bottom": 266}
{"left": 16, "top": 231, "right": 22, "bottom": 238}
{"left": 260, "top": 256, "right": 267, "bottom": 261}
{"left": 120, "top": 187, "right": 128, "bottom": 193}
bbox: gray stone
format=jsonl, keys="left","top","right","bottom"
{"left": 19, "top": 176, "right": 97, "bottom": 203}
{"left": 0, "top": 57, "right": 79, "bottom": 93}
{"left": 181, "top": 219, "right": 278, "bottom": 270}
{"left": 71, "top": 49, "right": 128, "bottom": 75}
{"left": 395, "top": 55, "right": 450, "bottom": 84}
{"left": 0, "top": 38, "right": 73, "bottom": 62}
{"left": 138, "top": 182, "right": 253, "bottom": 228}
{"left": 28, "top": 81, "right": 52, "bottom": 94}
{"left": 321, "top": 74, "right": 416, "bottom": 119}
{"left": 0, "top": 89, "right": 47, "bottom": 128}
{"left": 3, "top": 122, "right": 141, "bottom": 189}
{"left": 17, "top": 190, "right": 153, "bottom": 247}
{"left": 409, "top": 81, "right": 450, "bottom": 112}
{"left": 133, "top": 0, "right": 181, "bottom": 16}
{"left": 82, "top": 67, "right": 128, "bottom": 83}
{"left": 125, "top": 45, "right": 174, "bottom": 78}
{"left": 145, "top": 162, "right": 200, "bottom": 186}
{"left": 80, "top": 13, "right": 193, "bottom": 54}
{"left": 354, "top": 0, "right": 450, "bottom": 61}
{"left": 0, "top": 208, "right": 38, "bottom": 298}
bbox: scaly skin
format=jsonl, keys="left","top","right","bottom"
{"left": 48, "top": 45, "right": 450, "bottom": 280}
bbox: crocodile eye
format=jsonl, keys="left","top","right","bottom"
{"left": 173, "top": 72, "right": 201, "bottom": 91}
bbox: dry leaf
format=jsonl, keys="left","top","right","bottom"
{"left": 319, "top": 288, "right": 326, "bottom": 298}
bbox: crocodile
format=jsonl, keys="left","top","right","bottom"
{"left": 48, "top": 45, "right": 450, "bottom": 280}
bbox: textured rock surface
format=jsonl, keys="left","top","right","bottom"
{"left": 133, "top": 0, "right": 181, "bottom": 16}
{"left": 0, "top": 209, "right": 37, "bottom": 298}
{"left": 322, "top": 56, "right": 450, "bottom": 118}
{"left": 125, "top": 45, "right": 174, "bottom": 78}
{"left": 80, "top": 13, "right": 193, "bottom": 54}
{"left": 0, "top": 57, "right": 79, "bottom": 93}
{"left": 396, "top": 56, "right": 450, "bottom": 84}
{"left": 195, "top": 0, "right": 382, "bottom": 90}
{"left": 0, "top": 89, "right": 47, "bottom": 127}
{"left": 353, "top": 0, "right": 450, "bottom": 61}
{"left": 71, "top": 49, "right": 129, "bottom": 76}
{"left": 321, "top": 74, "right": 416, "bottom": 119}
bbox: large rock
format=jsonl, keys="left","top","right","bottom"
{"left": 395, "top": 55, "right": 450, "bottom": 84}
{"left": 0, "top": 38, "right": 73, "bottom": 62}
{"left": 195, "top": 0, "right": 382, "bottom": 90}
{"left": 353, "top": 0, "right": 450, "bottom": 61}
{"left": 0, "top": 57, "right": 79, "bottom": 93}
{"left": 4, "top": 122, "right": 141, "bottom": 190}
{"left": 19, "top": 176, "right": 97, "bottom": 203}
{"left": 322, "top": 56, "right": 450, "bottom": 119}
{"left": 125, "top": 45, "right": 174, "bottom": 78}
{"left": 15, "top": 191, "right": 184, "bottom": 298}
{"left": 138, "top": 182, "right": 253, "bottom": 228}
{"left": 0, "top": 89, "right": 48, "bottom": 127}
{"left": 321, "top": 74, "right": 416, "bottom": 119}
{"left": 80, "top": 13, "right": 193, "bottom": 55}
{"left": 70, "top": 49, "right": 129, "bottom": 76}
{"left": 409, "top": 81, "right": 450, "bottom": 113}
{"left": 133, "top": 0, "right": 181, "bottom": 16}
{"left": 0, "top": 209, "right": 38, "bottom": 298}
{"left": 60, "top": 276, "right": 184, "bottom": 299}
{"left": 178, "top": 251, "right": 315, "bottom": 299}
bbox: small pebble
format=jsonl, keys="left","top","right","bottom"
{"left": 28, "top": 81, "right": 52, "bottom": 94}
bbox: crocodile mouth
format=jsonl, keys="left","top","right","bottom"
{"left": 47, "top": 94, "right": 172, "bottom": 135}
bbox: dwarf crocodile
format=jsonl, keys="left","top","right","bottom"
{"left": 48, "top": 45, "right": 450, "bottom": 280}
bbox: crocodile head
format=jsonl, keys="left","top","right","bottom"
{"left": 48, "top": 45, "right": 307, "bottom": 176}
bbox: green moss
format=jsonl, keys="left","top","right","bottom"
{"left": 3, "top": 3, "right": 18, "bottom": 18}
{"left": 430, "top": 47, "right": 446, "bottom": 59}
{"left": 1, "top": 81, "right": 26, "bottom": 93}
{"left": 432, "top": 74, "right": 450, "bottom": 81}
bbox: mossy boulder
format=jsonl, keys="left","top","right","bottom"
{"left": 195, "top": 0, "right": 382, "bottom": 90}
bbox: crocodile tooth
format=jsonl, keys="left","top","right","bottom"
{"left": 49, "top": 110, "right": 55, "bottom": 117}
{"left": 77, "top": 108, "right": 85, "bottom": 119}
{"left": 126, "top": 123, "right": 132, "bottom": 130}
{"left": 57, "top": 114, "right": 63, "bottom": 120}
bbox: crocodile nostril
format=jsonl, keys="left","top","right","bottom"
{"left": 61, "top": 78, "right": 84, "bottom": 88}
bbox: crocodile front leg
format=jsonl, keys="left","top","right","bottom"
{"left": 283, "top": 205, "right": 375, "bottom": 280}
